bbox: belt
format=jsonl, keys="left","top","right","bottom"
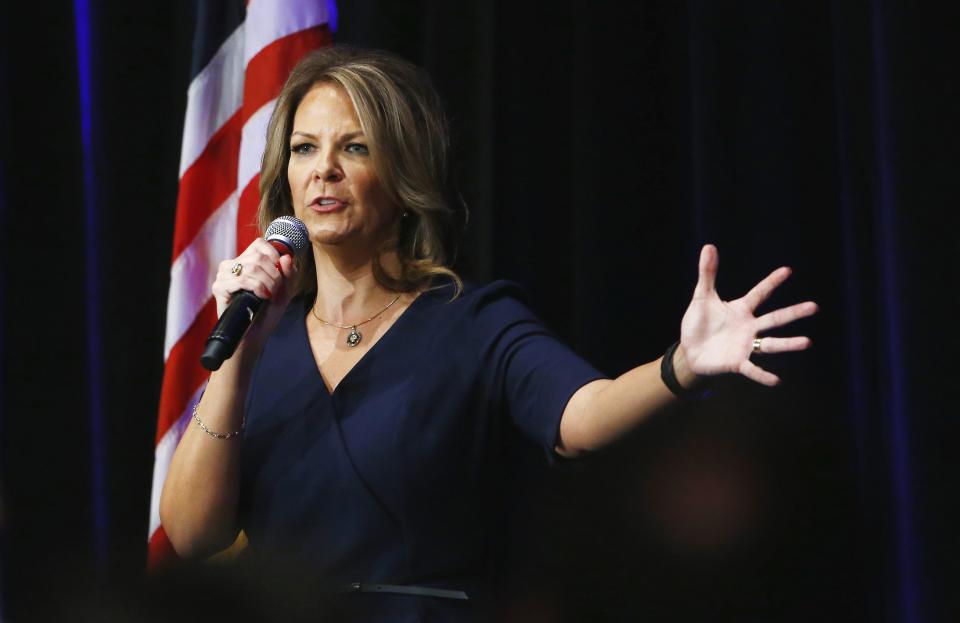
{"left": 347, "top": 582, "right": 469, "bottom": 601}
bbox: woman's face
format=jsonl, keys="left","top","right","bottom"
{"left": 287, "top": 82, "right": 397, "bottom": 251}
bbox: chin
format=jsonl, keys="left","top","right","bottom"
{"left": 311, "top": 231, "right": 346, "bottom": 246}
{"left": 309, "top": 226, "right": 357, "bottom": 247}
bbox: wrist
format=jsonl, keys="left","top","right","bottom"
{"left": 209, "top": 339, "right": 260, "bottom": 387}
{"left": 660, "top": 340, "right": 703, "bottom": 398}
{"left": 671, "top": 342, "right": 701, "bottom": 390}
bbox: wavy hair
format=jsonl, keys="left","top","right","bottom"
{"left": 257, "top": 46, "right": 464, "bottom": 301}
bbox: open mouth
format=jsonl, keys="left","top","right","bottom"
{"left": 310, "top": 196, "right": 348, "bottom": 213}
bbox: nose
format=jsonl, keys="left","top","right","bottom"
{"left": 313, "top": 149, "right": 343, "bottom": 183}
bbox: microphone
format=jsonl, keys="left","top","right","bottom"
{"left": 200, "top": 216, "right": 309, "bottom": 371}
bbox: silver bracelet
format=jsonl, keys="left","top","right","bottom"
{"left": 192, "top": 402, "right": 244, "bottom": 439}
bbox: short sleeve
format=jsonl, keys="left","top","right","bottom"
{"left": 472, "top": 281, "right": 607, "bottom": 455}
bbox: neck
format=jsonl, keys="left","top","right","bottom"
{"left": 311, "top": 242, "right": 402, "bottom": 324}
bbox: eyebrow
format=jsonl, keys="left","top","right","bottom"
{"left": 290, "top": 130, "right": 365, "bottom": 141}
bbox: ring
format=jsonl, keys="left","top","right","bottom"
{"left": 752, "top": 337, "right": 763, "bottom": 354}
{"left": 231, "top": 263, "right": 243, "bottom": 277}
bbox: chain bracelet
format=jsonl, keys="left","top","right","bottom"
{"left": 192, "top": 402, "right": 244, "bottom": 439}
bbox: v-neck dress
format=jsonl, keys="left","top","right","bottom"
{"left": 238, "top": 280, "right": 605, "bottom": 621}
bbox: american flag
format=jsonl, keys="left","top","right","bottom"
{"left": 149, "top": 0, "right": 335, "bottom": 570}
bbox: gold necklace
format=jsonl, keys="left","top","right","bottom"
{"left": 311, "top": 294, "right": 402, "bottom": 348}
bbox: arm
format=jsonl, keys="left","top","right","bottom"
{"left": 556, "top": 244, "right": 817, "bottom": 458}
{"left": 555, "top": 345, "right": 697, "bottom": 458}
{"left": 159, "top": 347, "right": 255, "bottom": 558}
{"left": 159, "top": 240, "right": 296, "bottom": 558}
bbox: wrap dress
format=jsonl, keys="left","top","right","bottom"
{"left": 239, "top": 280, "right": 605, "bottom": 621}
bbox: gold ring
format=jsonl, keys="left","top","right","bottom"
{"left": 231, "top": 263, "right": 243, "bottom": 277}
{"left": 752, "top": 337, "right": 763, "bottom": 354}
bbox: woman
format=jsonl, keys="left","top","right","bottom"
{"left": 159, "top": 46, "right": 817, "bottom": 621}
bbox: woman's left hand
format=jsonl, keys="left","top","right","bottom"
{"left": 678, "top": 244, "right": 818, "bottom": 386}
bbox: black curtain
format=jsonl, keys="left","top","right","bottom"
{"left": 1, "top": 1, "right": 957, "bottom": 621}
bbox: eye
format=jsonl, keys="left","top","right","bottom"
{"left": 290, "top": 142, "right": 314, "bottom": 155}
{"left": 345, "top": 142, "right": 369, "bottom": 155}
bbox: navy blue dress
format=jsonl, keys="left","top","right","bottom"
{"left": 239, "top": 280, "right": 605, "bottom": 621}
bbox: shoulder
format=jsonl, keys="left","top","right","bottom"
{"left": 411, "top": 278, "right": 546, "bottom": 351}
{"left": 418, "top": 278, "right": 533, "bottom": 314}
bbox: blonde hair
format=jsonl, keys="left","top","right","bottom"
{"left": 258, "top": 46, "right": 464, "bottom": 301}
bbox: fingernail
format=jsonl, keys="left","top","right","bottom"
{"left": 265, "top": 288, "right": 273, "bottom": 298}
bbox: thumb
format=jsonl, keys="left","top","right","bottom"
{"left": 273, "top": 255, "right": 299, "bottom": 304}
{"left": 693, "top": 244, "right": 718, "bottom": 297}
{"left": 276, "top": 254, "right": 299, "bottom": 278}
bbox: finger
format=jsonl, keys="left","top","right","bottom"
{"left": 240, "top": 237, "right": 266, "bottom": 254}
{"left": 262, "top": 257, "right": 283, "bottom": 282}
{"left": 240, "top": 239, "right": 282, "bottom": 271}
{"left": 244, "top": 263, "right": 287, "bottom": 297}
{"left": 213, "top": 260, "right": 244, "bottom": 298}
{"left": 217, "top": 258, "right": 242, "bottom": 279}
{"left": 236, "top": 274, "right": 274, "bottom": 300}
{"left": 254, "top": 237, "right": 282, "bottom": 258}
{"left": 244, "top": 245, "right": 283, "bottom": 281}
{"left": 236, "top": 257, "right": 280, "bottom": 283}
{"left": 211, "top": 279, "right": 231, "bottom": 303}
{"left": 755, "top": 301, "right": 819, "bottom": 332}
{"left": 243, "top": 237, "right": 281, "bottom": 260}
{"left": 754, "top": 336, "right": 811, "bottom": 354}
{"left": 277, "top": 254, "right": 298, "bottom": 279}
{"left": 738, "top": 360, "right": 781, "bottom": 386}
{"left": 693, "top": 244, "right": 718, "bottom": 297}
{"left": 740, "top": 266, "right": 791, "bottom": 312}
{"left": 214, "top": 276, "right": 265, "bottom": 307}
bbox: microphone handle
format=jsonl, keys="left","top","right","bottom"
{"left": 200, "top": 290, "right": 265, "bottom": 371}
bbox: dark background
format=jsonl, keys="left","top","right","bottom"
{"left": 1, "top": 1, "right": 957, "bottom": 621}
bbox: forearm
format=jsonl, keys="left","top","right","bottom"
{"left": 159, "top": 344, "right": 257, "bottom": 558}
{"left": 556, "top": 344, "right": 698, "bottom": 457}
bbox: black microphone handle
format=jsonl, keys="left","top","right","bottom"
{"left": 200, "top": 290, "right": 265, "bottom": 371}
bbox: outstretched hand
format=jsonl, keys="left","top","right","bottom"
{"left": 679, "top": 244, "right": 818, "bottom": 386}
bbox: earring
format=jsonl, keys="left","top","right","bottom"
{"left": 401, "top": 211, "right": 410, "bottom": 218}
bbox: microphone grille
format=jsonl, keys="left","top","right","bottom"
{"left": 265, "top": 216, "right": 310, "bottom": 254}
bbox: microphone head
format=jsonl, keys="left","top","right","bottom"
{"left": 264, "top": 216, "right": 309, "bottom": 255}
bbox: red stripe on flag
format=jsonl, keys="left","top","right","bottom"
{"left": 155, "top": 298, "right": 217, "bottom": 444}
{"left": 171, "top": 111, "right": 243, "bottom": 261}
{"left": 243, "top": 25, "right": 332, "bottom": 119}
{"left": 147, "top": 525, "right": 179, "bottom": 573}
{"left": 236, "top": 174, "right": 261, "bottom": 253}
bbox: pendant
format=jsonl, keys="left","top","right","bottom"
{"left": 346, "top": 326, "right": 362, "bottom": 347}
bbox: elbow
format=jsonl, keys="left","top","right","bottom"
{"left": 556, "top": 379, "right": 610, "bottom": 458}
{"left": 555, "top": 413, "right": 593, "bottom": 458}
{"left": 555, "top": 415, "right": 599, "bottom": 459}
{"left": 555, "top": 379, "right": 610, "bottom": 459}
{"left": 159, "top": 490, "right": 236, "bottom": 560}
{"left": 158, "top": 495, "right": 199, "bottom": 559}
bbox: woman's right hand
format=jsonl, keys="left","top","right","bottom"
{"left": 212, "top": 238, "right": 299, "bottom": 355}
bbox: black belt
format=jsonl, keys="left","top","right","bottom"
{"left": 347, "top": 582, "right": 469, "bottom": 601}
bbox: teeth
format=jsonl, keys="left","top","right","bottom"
{"left": 319, "top": 199, "right": 337, "bottom": 205}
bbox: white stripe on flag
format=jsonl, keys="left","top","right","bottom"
{"left": 238, "top": 99, "right": 277, "bottom": 194}
{"left": 178, "top": 25, "right": 246, "bottom": 178}
{"left": 149, "top": 382, "right": 207, "bottom": 538}
{"left": 244, "top": 0, "right": 330, "bottom": 66}
{"left": 163, "top": 192, "right": 239, "bottom": 360}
